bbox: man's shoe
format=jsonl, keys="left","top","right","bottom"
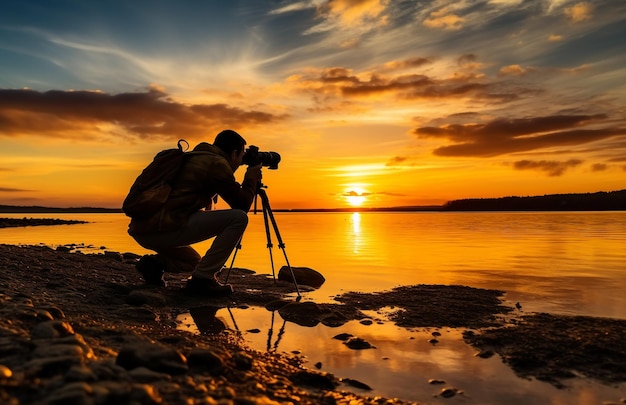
{"left": 185, "top": 277, "right": 233, "bottom": 296}
{"left": 135, "top": 255, "right": 167, "bottom": 287}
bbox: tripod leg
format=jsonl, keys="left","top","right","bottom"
{"left": 261, "top": 199, "right": 277, "bottom": 282}
{"left": 258, "top": 190, "right": 301, "bottom": 298}
{"left": 224, "top": 236, "right": 242, "bottom": 284}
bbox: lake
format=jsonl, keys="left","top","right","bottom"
{"left": 1, "top": 211, "right": 625, "bottom": 404}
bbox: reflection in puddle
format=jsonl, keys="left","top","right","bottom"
{"left": 177, "top": 305, "right": 626, "bottom": 404}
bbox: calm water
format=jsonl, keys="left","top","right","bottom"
{"left": 2, "top": 211, "right": 625, "bottom": 404}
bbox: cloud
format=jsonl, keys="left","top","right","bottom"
{"left": 317, "top": 0, "right": 390, "bottom": 29}
{"left": 0, "top": 88, "right": 288, "bottom": 141}
{"left": 590, "top": 163, "right": 607, "bottom": 172}
{"left": 341, "top": 190, "right": 404, "bottom": 197}
{"left": 414, "top": 114, "right": 626, "bottom": 157}
{"left": 564, "top": 2, "right": 592, "bottom": 22}
{"left": 513, "top": 159, "right": 583, "bottom": 176}
{"left": 498, "top": 64, "right": 538, "bottom": 77}
{"left": 289, "top": 57, "right": 531, "bottom": 104}
{"left": 297, "top": 0, "right": 390, "bottom": 36}
{"left": 422, "top": 6, "right": 465, "bottom": 31}
{"left": 0, "top": 186, "right": 36, "bottom": 192}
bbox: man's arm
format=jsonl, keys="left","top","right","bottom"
{"left": 217, "top": 164, "right": 262, "bottom": 211}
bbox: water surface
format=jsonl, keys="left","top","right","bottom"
{"left": 2, "top": 211, "right": 625, "bottom": 404}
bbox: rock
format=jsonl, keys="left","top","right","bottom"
{"left": 440, "top": 387, "right": 459, "bottom": 398}
{"left": 116, "top": 342, "right": 188, "bottom": 375}
{"left": 104, "top": 251, "right": 123, "bottom": 261}
{"left": 289, "top": 370, "right": 337, "bottom": 390}
{"left": 46, "top": 381, "right": 94, "bottom": 405}
{"left": 341, "top": 377, "right": 372, "bottom": 390}
{"left": 125, "top": 290, "right": 167, "bottom": 307}
{"left": 333, "top": 333, "right": 353, "bottom": 341}
{"left": 31, "top": 320, "right": 75, "bottom": 339}
{"left": 128, "top": 366, "right": 172, "bottom": 382}
{"left": 343, "top": 337, "right": 375, "bottom": 350}
{"left": 278, "top": 302, "right": 321, "bottom": 327}
{"left": 64, "top": 365, "right": 98, "bottom": 382}
{"left": 187, "top": 348, "right": 225, "bottom": 373}
{"left": 233, "top": 352, "right": 254, "bottom": 370}
{"left": 0, "top": 364, "right": 12, "bottom": 379}
{"left": 277, "top": 266, "right": 325, "bottom": 288}
{"left": 475, "top": 349, "right": 494, "bottom": 358}
{"left": 24, "top": 355, "right": 83, "bottom": 378}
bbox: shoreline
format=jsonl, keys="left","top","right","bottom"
{"left": 1, "top": 244, "right": 625, "bottom": 403}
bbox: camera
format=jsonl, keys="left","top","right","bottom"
{"left": 243, "top": 145, "right": 281, "bottom": 169}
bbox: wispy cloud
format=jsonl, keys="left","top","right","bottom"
{"left": 512, "top": 159, "right": 583, "bottom": 176}
{"left": 0, "top": 186, "right": 36, "bottom": 192}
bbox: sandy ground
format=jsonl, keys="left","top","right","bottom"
{"left": 1, "top": 222, "right": 625, "bottom": 403}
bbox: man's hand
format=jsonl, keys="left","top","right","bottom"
{"left": 244, "top": 164, "right": 262, "bottom": 185}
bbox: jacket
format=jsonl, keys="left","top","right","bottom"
{"left": 128, "top": 142, "right": 257, "bottom": 235}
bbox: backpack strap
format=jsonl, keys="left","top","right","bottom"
{"left": 177, "top": 139, "right": 190, "bottom": 152}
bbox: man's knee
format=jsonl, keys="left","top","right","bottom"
{"left": 232, "top": 209, "right": 249, "bottom": 228}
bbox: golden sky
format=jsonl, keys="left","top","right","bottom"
{"left": 1, "top": 0, "right": 625, "bottom": 209}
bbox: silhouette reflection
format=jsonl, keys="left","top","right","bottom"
{"left": 188, "top": 305, "right": 227, "bottom": 335}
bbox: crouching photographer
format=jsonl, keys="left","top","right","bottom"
{"left": 128, "top": 129, "right": 278, "bottom": 296}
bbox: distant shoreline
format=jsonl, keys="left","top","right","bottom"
{"left": 1, "top": 189, "right": 624, "bottom": 213}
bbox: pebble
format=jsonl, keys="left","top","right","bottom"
{"left": 440, "top": 387, "right": 460, "bottom": 398}
{"left": 343, "top": 337, "right": 375, "bottom": 350}
{"left": 0, "top": 364, "right": 12, "bottom": 378}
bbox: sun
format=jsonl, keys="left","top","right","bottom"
{"left": 345, "top": 187, "right": 368, "bottom": 207}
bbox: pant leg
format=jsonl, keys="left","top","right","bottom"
{"left": 132, "top": 209, "right": 248, "bottom": 280}
{"left": 157, "top": 246, "right": 201, "bottom": 274}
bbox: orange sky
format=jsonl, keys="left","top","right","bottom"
{"left": 1, "top": 1, "right": 625, "bottom": 209}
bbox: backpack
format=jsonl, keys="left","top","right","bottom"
{"left": 122, "top": 139, "right": 193, "bottom": 219}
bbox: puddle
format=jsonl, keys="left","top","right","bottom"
{"left": 176, "top": 305, "right": 626, "bottom": 404}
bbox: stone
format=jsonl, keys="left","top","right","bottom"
{"left": 104, "top": 251, "right": 123, "bottom": 261}
{"left": 24, "top": 355, "right": 83, "bottom": 377}
{"left": 289, "top": 370, "right": 337, "bottom": 390}
{"left": 277, "top": 266, "right": 325, "bottom": 288}
{"left": 128, "top": 366, "right": 172, "bottom": 382}
{"left": 125, "top": 290, "right": 167, "bottom": 307}
{"left": 278, "top": 302, "right": 321, "bottom": 327}
{"left": 233, "top": 352, "right": 254, "bottom": 370}
{"left": 0, "top": 364, "right": 12, "bottom": 379}
{"left": 187, "top": 349, "right": 225, "bottom": 373}
{"left": 332, "top": 333, "right": 353, "bottom": 341}
{"left": 31, "top": 320, "right": 75, "bottom": 339}
{"left": 46, "top": 382, "right": 94, "bottom": 405}
{"left": 116, "top": 342, "right": 188, "bottom": 375}
{"left": 343, "top": 337, "right": 375, "bottom": 350}
{"left": 340, "top": 377, "right": 372, "bottom": 391}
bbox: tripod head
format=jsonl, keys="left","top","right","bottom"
{"left": 253, "top": 181, "right": 268, "bottom": 214}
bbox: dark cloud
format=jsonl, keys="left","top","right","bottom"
{"left": 386, "top": 156, "right": 409, "bottom": 166}
{"left": 414, "top": 114, "right": 626, "bottom": 157}
{"left": 0, "top": 187, "right": 35, "bottom": 192}
{"left": 341, "top": 190, "right": 405, "bottom": 197}
{"left": 513, "top": 159, "right": 583, "bottom": 176}
{"left": 0, "top": 88, "right": 288, "bottom": 140}
{"left": 591, "top": 163, "right": 608, "bottom": 172}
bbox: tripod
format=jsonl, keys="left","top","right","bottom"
{"left": 224, "top": 182, "right": 301, "bottom": 299}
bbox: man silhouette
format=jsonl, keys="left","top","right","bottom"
{"left": 129, "top": 129, "right": 262, "bottom": 296}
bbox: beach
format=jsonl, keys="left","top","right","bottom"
{"left": 1, "top": 220, "right": 626, "bottom": 404}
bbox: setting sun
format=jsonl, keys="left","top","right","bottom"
{"left": 344, "top": 187, "right": 369, "bottom": 207}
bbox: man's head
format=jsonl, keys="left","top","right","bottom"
{"left": 214, "top": 129, "right": 246, "bottom": 171}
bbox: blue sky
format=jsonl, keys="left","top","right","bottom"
{"left": 0, "top": 0, "right": 625, "bottom": 208}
